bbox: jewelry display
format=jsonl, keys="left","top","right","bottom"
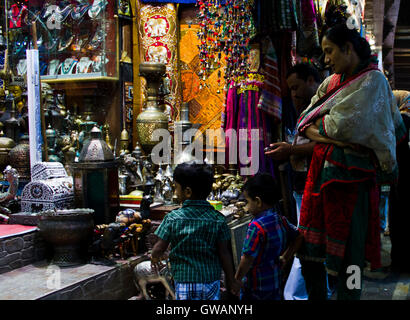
{"left": 12, "top": 35, "right": 28, "bottom": 56}
{"left": 40, "top": 60, "right": 48, "bottom": 75}
{"left": 71, "top": 3, "right": 91, "bottom": 21}
{"left": 44, "top": 36, "right": 58, "bottom": 52}
{"left": 58, "top": 34, "right": 75, "bottom": 52}
{"left": 91, "top": 55, "right": 108, "bottom": 73}
{"left": 16, "top": 59, "right": 27, "bottom": 76}
{"left": 71, "top": 35, "right": 89, "bottom": 52}
{"left": 9, "top": 4, "right": 28, "bottom": 29}
{"left": 42, "top": 3, "right": 73, "bottom": 29}
{"left": 86, "top": 28, "right": 106, "bottom": 51}
{"left": 58, "top": 57, "right": 78, "bottom": 75}
{"left": 88, "top": 0, "right": 108, "bottom": 19}
{"left": 21, "top": 0, "right": 118, "bottom": 80}
{"left": 48, "top": 59, "right": 61, "bottom": 75}
{"left": 75, "top": 57, "right": 92, "bottom": 74}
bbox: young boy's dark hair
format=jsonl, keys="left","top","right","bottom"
{"left": 242, "top": 173, "right": 281, "bottom": 206}
{"left": 173, "top": 161, "right": 214, "bottom": 199}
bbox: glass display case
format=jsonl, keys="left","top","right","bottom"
{"left": 6, "top": 0, "right": 119, "bottom": 82}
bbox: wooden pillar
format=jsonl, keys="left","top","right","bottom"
{"left": 383, "top": 0, "right": 401, "bottom": 89}
{"left": 130, "top": 0, "right": 142, "bottom": 149}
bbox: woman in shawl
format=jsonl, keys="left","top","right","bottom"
{"left": 295, "top": 5, "right": 407, "bottom": 300}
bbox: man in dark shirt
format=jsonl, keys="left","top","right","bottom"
{"left": 265, "top": 63, "right": 323, "bottom": 300}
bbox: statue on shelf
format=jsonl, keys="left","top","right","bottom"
{"left": 118, "top": 152, "right": 144, "bottom": 193}
{"left": 162, "top": 177, "right": 173, "bottom": 205}
{"left": 154, "top": 164, "right": 165, "bottom": 203}
{"left": 0, "top": 165, "right": 19, "bottom": 217}
{"left": 142, "top": 157, "right": 155, "bottom": 196}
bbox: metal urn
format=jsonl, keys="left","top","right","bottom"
{"left": 136, "top": 62, "right": 169, "bottom": 155}
{"left": 71, "top": 127, "right": 120, "bottom": 225}
{"left": 38, "top": 209, "right": 94, "bottom": 267}
{"left": 8, "top": 134, "right": 30, "bottom": 183}
{"left": 0, "top": 130, "right": 15, "bottom": 174}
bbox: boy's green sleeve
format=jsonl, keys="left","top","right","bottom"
{"left": 219, "top": 221, "right": 231, "bottom": 242}
{"left": 154, "top": 214, "right": 172, "bottom": 242}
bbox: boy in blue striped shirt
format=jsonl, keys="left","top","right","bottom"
{"left": 233, "top": 173, "right": 302, "bottom": 300}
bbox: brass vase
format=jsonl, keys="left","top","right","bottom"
{"left": 0, "top": 130, "right": 15, "bottom": 174}
{"left": 8, "top": 134, "right": 30, "bottom": 182}
{"left": 136, "top": 62, "right": 169, "bottom": 155}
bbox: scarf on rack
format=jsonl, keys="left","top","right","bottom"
{"left": 224, "top": 74, "right": 275, "bottom": 177}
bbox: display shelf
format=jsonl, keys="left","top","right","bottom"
{"left": 5, "top": 0, "right": 119, "bottom": 81}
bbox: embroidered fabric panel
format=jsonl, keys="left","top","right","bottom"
{"left": 179, "top": 24, "right": 226, "bottom": 134}
{"left": 138, "top": 3, "right": 179, "bottom": 119}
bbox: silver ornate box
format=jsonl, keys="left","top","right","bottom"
{"left": 21, "top": 162, "right": 74, "bottom": 212}
{"left": 31, "top": 162, "right": 68, "bottom": 181}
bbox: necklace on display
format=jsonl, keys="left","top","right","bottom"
{"left": 71, "top": 4, "right": 91, "bottom": 20}
{"left": 9, "top": 4, "right": 27, "bottom": 28}
{"left": 86, "top": 28, "right": 106, "bottom": 51}
{"left": 76, "top": 57, "right": 92, "bottom": 73}
{"left": 17, "top": 59, "right": 27, "bottom": 76}
{"left": 48, "top": 59, "right": 61, "bottom": 75}
{"left": 88, "top": 0, "right": 108, "bottom": 19}
{"left": 58, "top": 35, "right": 75, "bottom": 52}
{"left": 60, "top": 58, "right": 78, "bottom": 75}
{"left": 91, "top": 55, "right": 108, "bottom": 72}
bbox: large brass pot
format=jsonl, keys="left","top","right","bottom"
{"left": 38, "top": 209, "right": 94, "bottom": 267}
{"left": 0, "top": 135, "right": 15, "bottom": 173}
{"left": 136, "top": 62, "right": 169, "bottom": 155}
{"left": 8, "top": 134, "right": 30, "bottom": 182}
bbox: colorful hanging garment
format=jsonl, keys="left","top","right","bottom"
{"left": 257, "top": 36, "right": 282, "bottom": 122}
{"left": 296, "top": 0, "right": 321, "bottom": 58}
{"left": 224, "top": 44, "right": 277, "bottom": 177}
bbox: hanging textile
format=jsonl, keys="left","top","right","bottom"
{"left": 138, "top": 3, "right": 179, "bottom": 118}
{"left": 179, "top": 24, "right": 226, "bottom": 133}
{"left": 257, "top": 36, "right": 282, "bottom": 122}
{"left": 224, "top": 42, "right": 277, "bottom": 177}
{"left": 296, "top": 0, "right": 321, "bottom": 58}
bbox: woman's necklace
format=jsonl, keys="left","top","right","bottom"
{"left": 16, "top": 59, "right": 27, "bottom": 76}
{"left": 61, "top": 58, "right": 78, "bottom": 75}
{"left": 76, "top": 57, "right": 92, "bottom": 73}
{"left": 48, "top": 59, "right": 60, "bottom": 75}
{"left": 71, "top": 4, "right": 90, "bottom": 20}
{"left": 58, "top": 34, "right": 75, "bottom": 52}
{"left": 88, "top": 0, "right": 108, "bottom": 19}
{"left": 9, "top": 4, "right": 27, "bottom": 28}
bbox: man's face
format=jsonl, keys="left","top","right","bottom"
{"left": 287, "top": 73, "right": 317, "bottom": 113}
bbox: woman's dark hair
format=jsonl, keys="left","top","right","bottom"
{"left": 242, "top": 173, "right": 281, "bottom": 206}
{"left": 321, "top": 4, "right": 371, "bottom": 61}
{"left": 173, "top": 161, "right": 214, "bottom": 199}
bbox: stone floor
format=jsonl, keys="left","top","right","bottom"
{"left": 0, "top": 257, "right": 141, "bottom": 300}
{"left": 361, "top": 233, "right": 410, "bottom": 300}
{"left": 327, "top": 233, "right": 410, "bottom": 300}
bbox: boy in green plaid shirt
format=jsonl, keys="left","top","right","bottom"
{"left": 151, "top": 161, "right": 239, "bottom": 300}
